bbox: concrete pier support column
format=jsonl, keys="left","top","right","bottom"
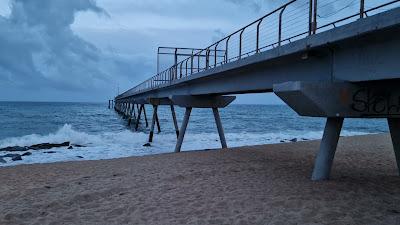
{"left": 142, "top": 105, "right": 149, "bottom": 127}
{"left": 156, "top": 113, "right": 161, "bottom": 133}
{"left": 388, "top": 118, "right": 400, "bottom": 175}
{"left": 124, "top": 103, "right": 129, "bottom": 118}
{"left": 212, "top": 107, "right": 227, "bottom": 148}
{"left": 311, "top": 117, "right": 344, "bottom": 181}
{"left": 128, "top": 104, "right": 136, "bottom": 126}
{"left": 171, "top": 105, "right": 179, "bottom": 138}
{"left": 135, "top": 104, "right": 143, "bottom": 131}
{"left": 108, "top": 100, "right": 111, "bottom": 109}
{"left": 175, "top": 107, "right": 192, "bottom": 153}
{"left": 148, "top": 105, "right": 158, "bottom": 143}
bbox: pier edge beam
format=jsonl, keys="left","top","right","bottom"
{"left": 212, "top": 107, "right": 227, "bottom": 148}
{"left": 171, "top": 105, "right": 179, "bottom": 138}
{"left": 311, "top": 117, "right": 344, "bottom": 181}
{"left": 388, "top": 118, "right": 400, "bottom": 175}
{"left": 175, "top": 107, "right": 192, "bottom": 153}
{"left": 148, "top": 105, "right": 158, "bottom": 143}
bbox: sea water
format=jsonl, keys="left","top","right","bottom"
{"left": 0, "top": 102, "right": 388, "bottom": 166}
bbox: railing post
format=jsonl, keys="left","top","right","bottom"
{"left": 180, "top": 62, "right": 183, "bottom": 78}
{"left": 214, "top": 42, "right": 219, "bottom": 67}
{"left": 360, "top": 0, "right": 365, "bottom": 18}
{"left": 239, "top": 29, "right": 244, "bottom": 59}
{"left": 197, "top": 52, "right": 200, "bottom": 72}
{"left": 225, "top": 36, "right": 230, "bottom": 63}
{"left": 206, "top": 48, "right": 210, "bottom": 69}
{"left": 185, "top": 59, "right": 188, "bottom": 76}
{"left": 256, "top": 19, "right": 263, "bottom": 53}
{"left": 309, "top": 0, "right": 313, "bottom": 35}
{"left": 278, "top": 6, "right": 287, "bottom": 46}
{"left": 190, "top": 50, "right": 194, "bottom": 74}
{"left": 313, "top": 0, "right": 318, "bottom": 34}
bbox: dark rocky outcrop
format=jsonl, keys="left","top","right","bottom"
{"left": 0, "top": 153, "right": 23, "bottom": 162}
{"left": 0, "top": 146, "right": 29, "bottom": 152}
{"left": 2, "top": 153, "right": 20, "bottom": 158}
{"left": 21, "top": 152, "right": 32, "bottom": 156}
{"left": 29, "top": 142, "right": 70, "bottom": 150}
{"left": 76, "top": 156, "right": 84, "bottom": 159}
{"left": 67, "top": 146, "right": 73, "bottom": 149}
{"left": 143, "top": 143, "right": 151, "bottom": 147}
{"left": 72, "top": 144, "right": 86, "bottom": 148}
{"left": 12, "top": 155, "right": 22, "bottom": 161}
{"left": 44, "top": 151, "right": 56, "bottom": 154}
{"left": 0, "top": 142, "right": 72, "bottom": 152}
{"left": 290, "top": 138, "right": 298, "bottom": 142}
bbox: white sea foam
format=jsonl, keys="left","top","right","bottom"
{"left": 0, "top": 124, "right": 372, "bottom": 167}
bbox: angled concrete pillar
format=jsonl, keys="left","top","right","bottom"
{"left": 155, "top": 113, "right": 161, "bottom": 133}
{"left": 148, "top": 105, "right": 158, "bottom": 143}
{"left": 171, "top": 105, "right": 179, "bottom": 138}
{"left": 128, "top": 104, "right": 136, "bottom": 126}
{"left": 312, "top": 117, "right": 344, "bottom": 181}
{"left": 135, "top": 104, "right": 143, "bottom": 131}
{"left": 213, "top": 108, "right": 227, "bottom": 148}
{"left": 175, "top": 107, "right": 192, "bottom": 153}
{"left": 388, "top": 118, "right": 400, "bottom": 175}
{"left": 142, "top": 104, "right": 149, "bottom": 127}
{"left": 171, "top": 95, "right": 235, "bottom": 153}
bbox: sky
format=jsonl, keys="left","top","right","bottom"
{"left": 0, "top": 0, "right": 390, "bottom": 104}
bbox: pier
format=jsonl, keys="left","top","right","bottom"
{"left": 112, "top": 0, "right": 400, "bottom": 180}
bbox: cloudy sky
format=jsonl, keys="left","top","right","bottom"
{"left": 0, "top": 0, "right": 388, "bottom": 103}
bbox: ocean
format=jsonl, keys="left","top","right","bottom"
{"left": 0, "top": 102, "right": 388, "bottom": 166}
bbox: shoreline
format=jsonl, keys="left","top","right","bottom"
{"left": 0, "top": 132, "right": 383, "bottom": 167}
{"left": 1, "top": 133, "right": 400, "bottom": 224}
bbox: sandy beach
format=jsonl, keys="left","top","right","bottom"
{"left": 1, "top": 133, "right": 400, "bottom": 225}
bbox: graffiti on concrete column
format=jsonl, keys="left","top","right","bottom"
{"left": 351, "top": 88, "right": 400, "bottom": 115}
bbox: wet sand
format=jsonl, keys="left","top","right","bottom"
{"left": 1, "top": 134, "right": 400, "bottom": 225}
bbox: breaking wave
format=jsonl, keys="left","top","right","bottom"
{"left": 0, "top": 124, "right": 371, "bottom": 167}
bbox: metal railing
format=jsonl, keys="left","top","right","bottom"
{"left": 117, "top": 0, "right": 400, "bottom": 99}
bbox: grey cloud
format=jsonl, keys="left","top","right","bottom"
{"left": 0, "top": 0, "right": 139, "bottom": 99}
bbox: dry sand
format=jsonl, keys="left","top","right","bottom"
{"left": 1, "top": 134, "right": 400, "bottom": 225}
